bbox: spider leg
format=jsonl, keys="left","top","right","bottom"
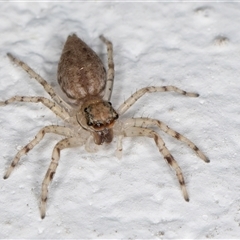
{"left": 117, "top": 86, "right": 199, "bottom": 115}
{"left": 115, "top": 135, "right": 124, "bottom": 159}
{"left": 99, "top": 35, "right": 114, "bottom": 101}
{"left": 123, "top": 118, "right": 209, "bottom": 162}
{"left": 0, "top": 96, "right": 69, "bottom": 121}
{"left": 122, "top": 126, "right": 189, "bottom": 201}
{"left": 3, "top": 125, "right": 75, "bottom": 179}
{"left": 7, "top": 53, "right": 64, "bottom": 107}
{"left": 40, "top": 136, "right": 85, "bottom": 219}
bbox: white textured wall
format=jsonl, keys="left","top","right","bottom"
{"left": 0, "top": 2, "right": 240, "bottom": 238}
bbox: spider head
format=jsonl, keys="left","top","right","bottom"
{"left": 83, "top": 100, "right": 118, "bottom": 130}
{"left": 77, "top": 97, "right": 119, "bottom": 144}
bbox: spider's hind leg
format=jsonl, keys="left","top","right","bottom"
{"left": 122, "top": 126, "right": 189, "bottom": 201}
{"left": 40, "top": 136, "right": 86, "bottom": 219}
{"left": 3, "top": 125, "right": 74, "bottom": 179}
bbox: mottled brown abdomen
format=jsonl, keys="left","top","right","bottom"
{"left": 57, "top": 34, "right": 106, "bottom": 100}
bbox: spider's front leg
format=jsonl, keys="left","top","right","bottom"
{"left": 122, "top": 126, "right": 189, "bottom": 201}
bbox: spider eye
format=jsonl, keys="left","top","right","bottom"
{"left": 96, "top": 122, "right": 103, "bottom": 127}
{"left": 108, "top": 102, "right": 112, "bottom": 106}
{"left": 84, "top": 107, "right": 88, "bottom": 112}
{"left": 87, "top": 121, "right": 93, "bottom": 126}
{"left": 115, "top": 113, "right": 119, "bottom": 119}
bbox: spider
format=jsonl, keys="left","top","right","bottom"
{"left": 1, "top": 34, "right": 209, "bottom": 219}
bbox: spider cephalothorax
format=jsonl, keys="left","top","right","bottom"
{"left": 84, "top": 99, "right": 118, "bottom": 129}
{"left": 77, "top": 97, "right": 118, "bottom": 144}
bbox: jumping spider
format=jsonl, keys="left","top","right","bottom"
{"left": 1, "top": 34, "right": 209, "bottom": 219}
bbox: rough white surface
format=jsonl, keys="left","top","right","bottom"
{"left": 0, "top": 2, "right": 240, "bottom": 239}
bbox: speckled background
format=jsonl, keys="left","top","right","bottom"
{"left": 0, "top": 2, "right": 240, "bottom": 238}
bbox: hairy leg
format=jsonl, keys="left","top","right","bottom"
{"left": 40, "top": 136, "right": 85, "bottom": 219}
{"left": 3, "top": 125, "right": 74, "bottom": 179}
{"left": 117, "top": 86, "right": 199, "bottom": 115}
{"left": 7, "top": 53, "right": 65, "bottom": 106}
{"left": 123, "top": 117, "right": 209, "bottom": 162}
{"left": 0, "top": 96, "right": 69, "bottom": 121}
{"left": 122, "top": 126, "right": 189, "bottom": 201}
{"left": 100, "top": 35, "right": 114, "bottom": 101}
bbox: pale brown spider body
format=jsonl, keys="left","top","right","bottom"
{"left": 1, "top": 34, "right": 209, "bottom": 219}
{"left": 58, "top": 34, "right": 118, "bottom": 145}
{"left": 58, "top": 34, "right": 107, "bottom": 101}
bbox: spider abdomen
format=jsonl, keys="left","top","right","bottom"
{"left": 58, "top": 34, "right": 106, "bottom": 101}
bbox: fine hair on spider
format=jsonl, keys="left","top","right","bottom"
{"left": 1, "top": 34, "right": 209, "bottom": 219}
